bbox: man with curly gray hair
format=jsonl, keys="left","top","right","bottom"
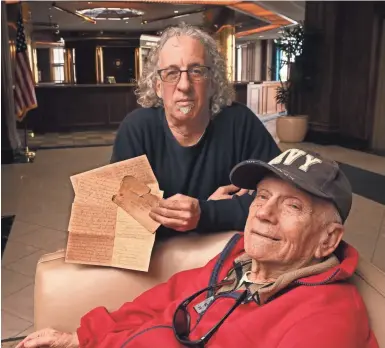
{"left": 111, "top": 23, "right": 280, "bottom": 236}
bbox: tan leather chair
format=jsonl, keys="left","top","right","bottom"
{"left": 34, "top": 232, "right": 385, "bottom": 347}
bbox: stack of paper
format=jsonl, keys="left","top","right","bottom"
{"left": 65, "top": 155, "right": 163, "bottom": 272}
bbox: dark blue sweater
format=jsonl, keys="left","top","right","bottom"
{"left": 111, "top": 102, "right": 280, "bottom": 236}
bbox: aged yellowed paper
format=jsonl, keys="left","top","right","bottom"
{"left": 111, "top": 208, "right": 156, "bottom": 272}
{"left": 71, "top": 155, "right": 159, "bottom": 194}
{"left": 112, "top": 175, "right": 162, "bottom": 233}
{"left": 65, "top": 155, "right": 162, "bottom": 271}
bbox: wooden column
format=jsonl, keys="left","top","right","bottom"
{"left": 95, "top": 46, "right": 104, "bottom": 84}
{"left": 216, "top": 25, "right": 235, "bottom": 82}
{"left": 301, "top": 1, "right": 382, "bottom": 147}
{"left": 203, "top": 7, "right": 236, "bottom": 82}
{"left": 64, "top": 48, "right": 75, "bottom": 84}
{"left": 371, "top": 18, "right": 385, "bottom": 154}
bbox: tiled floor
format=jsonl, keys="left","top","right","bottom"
{"left": 1, "top": 146, "right": 112, "bottom": 339}
{"left": 1, "top": 134, "right": 385, "bottom": 339}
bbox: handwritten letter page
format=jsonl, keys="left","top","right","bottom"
{"left": 70, "top": 155, "right": 159, "bottom": 194}
{"left": 111, "top": 208, "right": 156, "bottom": 272}
{"left": 65, "top": 155, "right": 162, "bottom": 271}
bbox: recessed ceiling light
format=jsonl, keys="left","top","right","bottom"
{"left": 174, "top": 10, "right": 179, "bottom": 13}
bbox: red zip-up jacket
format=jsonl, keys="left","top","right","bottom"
{"left": 77, "top": 234, "right": 378, "bottom": 348}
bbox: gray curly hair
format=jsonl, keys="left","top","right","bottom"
{"left": 135, "top": 23, "right": 235, "bottom": 116}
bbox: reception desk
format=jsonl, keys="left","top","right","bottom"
{"left": 25, "top": 84, "right": 139, "bottom": 133}
{"left": 24, "top": 82, "right": 276, "bottom": 133}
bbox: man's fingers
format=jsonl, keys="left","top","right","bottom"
{"left": 218, "top": 184, "right": 240, "bottom": 194}
{"left": 23, "top": 336, "right": 54, "bottom": 348}
{"left": 151, "top": 206, "right": 193, "bottom": 220}
{"left": 208, "top": 194, "right": 233, "bottom": 201}
{"left": 16, "top": 329, "right": 54, "bottom": 348}
{"left": 235, "top": 189, "right": 249, "bottom": 196}
{"left": 208, "top": 185, "right": 243, "bottom": 200}
{"left": 158, "top": 198, "right": 194, "bottom": 211}
{"left": 15, "top": 341, "right": 25, "bottom": 348}
{"left": 149, "top": 212, "right": 188, "bottom": 231}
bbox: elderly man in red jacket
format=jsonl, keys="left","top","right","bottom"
{"left": 18, "top": 148, "right": 378, "bottom": 348}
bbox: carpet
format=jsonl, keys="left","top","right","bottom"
{"left": 1, "top": 337, "right": 26, "bottom": 348}
{"left": 1, "top": 215, "right": 15, "bottom": 258}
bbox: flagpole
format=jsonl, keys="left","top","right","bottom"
{"left": 13, "top": 1, "right": 38, "bottom": 163}
{"left": 22, "top": 118, "right": 36, "bottom": 162}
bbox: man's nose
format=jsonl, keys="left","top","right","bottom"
{"left": 176, "top": 71, "right": 192, "bottom": 92}
{"left": 255, "top": 199, "right": 278, "bottom": 223}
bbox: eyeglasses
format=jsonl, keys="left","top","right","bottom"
{"left": 157, "top": 66, "right": 211, "bottom": 84}
{"left": 172, "top": 279, "right": 249, "bottom": 348}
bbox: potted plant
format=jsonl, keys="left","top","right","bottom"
{"left": 274, "top": 24, "right": 308, "bottom": 143}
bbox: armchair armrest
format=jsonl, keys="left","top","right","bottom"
{"left": 34, "top": 231, "right": 238, "bottom": 332}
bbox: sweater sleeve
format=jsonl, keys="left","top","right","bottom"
{"left": 76, "top": 257, "right": 218, "bottom": 348}
{"left": 197, "top": 192, "right": 255, "bottom": 232}
{"left": 276, "top": 312, "right": 373, "bottom": 348}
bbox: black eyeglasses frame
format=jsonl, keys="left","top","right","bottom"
{"left": 157, "top": 66, "right": 211, "bottom": 84}
{"left": 172, "top": 278, "right": 249, "bottom": 348}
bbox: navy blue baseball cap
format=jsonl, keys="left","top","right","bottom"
{"left": 230, "top": 148, "right": 353, "bottom": 222}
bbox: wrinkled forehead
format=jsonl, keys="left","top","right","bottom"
{"left": 158, "top": 35, "right": 208, "bottom": 67}
{"left": 257, "top": 174, "right": 313, "bottom": 201}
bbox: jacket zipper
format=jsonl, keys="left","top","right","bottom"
{"left": 120, "top": 325, "right": 173, "bottom": 348}
{"left": 294, "top": 268, "right": 340, "bottom": 286}
{"left": 254, "top": 268, "right": 342, "bottom": 305}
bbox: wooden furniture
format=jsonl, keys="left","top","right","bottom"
{"left": 247, "top": 81, "right": 285, "bottom": 118}
{"left": 24, "top": 84, "right": 140, "bottom": 133}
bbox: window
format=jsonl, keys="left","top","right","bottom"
{"left": 277, "top": 49, "right": 289, "bottom": 82}
{"left": 72, "top": 49, "right": 77, "bottom": 83}
{"left": 52, "top": 47, "right": 65, "bottom": 83}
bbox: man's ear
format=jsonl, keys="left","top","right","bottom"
{"left": 314, "top": 223, "right": 344, "bottom": 259}
{"left": 156, "top": 79, "right": 162, "bottom": 99}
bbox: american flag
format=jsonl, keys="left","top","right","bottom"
{"left": 14, "top": 7, "right": 37, "bottom": 121}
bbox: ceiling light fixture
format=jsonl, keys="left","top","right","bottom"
{"left": 52, "top": 2, "right": 96, "bottom": 24}
{"left": 76, "top": 7, "right": 144, "bottom": 20}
